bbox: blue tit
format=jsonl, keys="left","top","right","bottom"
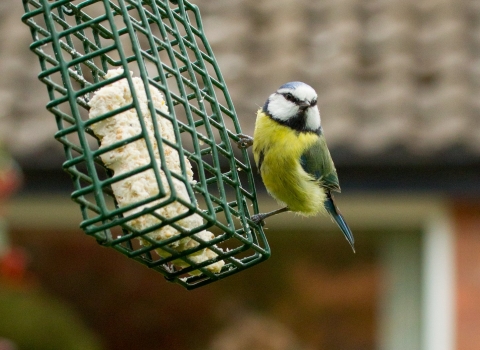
{"left": 237, "top": 82, "right": 355, "bottom": 252}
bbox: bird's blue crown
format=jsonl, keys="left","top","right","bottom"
{"left": 278, "top": 81, "right": 306, "bottom": 90}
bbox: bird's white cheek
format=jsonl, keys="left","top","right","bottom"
{"left": 305, "top": 107, "right": 321, "bottom": 130}
{"left": 267, "top": 96, "right": 298, "bottom": 121}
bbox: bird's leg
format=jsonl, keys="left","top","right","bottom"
{"left": 251, "top": 207, "right": 289, "bottom": 225}
{"left": 236, "top": 133, "right": 254, "bottom": 149}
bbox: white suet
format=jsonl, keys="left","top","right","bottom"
{"left": 88, "top": 68, "right": 224, "bottom": 275}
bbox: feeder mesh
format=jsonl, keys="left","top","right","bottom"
{"left": 21, "top": 0, "right": 270, "bottom": 289}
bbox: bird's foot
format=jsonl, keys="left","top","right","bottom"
{"left": 250, "top": 207, "right": 289, "bottom": 227}
{"left": 236, "top": 134, "right": 254, "bottom": 149}
{"left": 250, "top": 213, "right": 266, "bottom": 226}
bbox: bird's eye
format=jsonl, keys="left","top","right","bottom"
{"left": 284, "top": 93, "right": 295, "bottom": 102}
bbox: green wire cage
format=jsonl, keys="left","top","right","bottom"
{"left": 21, "top": 0, "right": 270, "bottom": 289}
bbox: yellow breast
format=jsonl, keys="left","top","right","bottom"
{"left": 253, "top": 111, "right": 327, "bottom": 215}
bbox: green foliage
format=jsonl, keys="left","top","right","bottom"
{"left": 0, "top": 287, "right": 103, "bottom": 350}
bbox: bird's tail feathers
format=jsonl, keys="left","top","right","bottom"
{"left": 325, "top": 193, "right": 355, "bottom": 253}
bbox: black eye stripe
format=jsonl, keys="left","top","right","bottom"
{"left": 283, "top": 92, "right": 299, "bottom": 103}
{"left": 281, "top": 92, "right": 318, "bottom": 106}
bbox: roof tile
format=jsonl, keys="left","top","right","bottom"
{"left": 1, "top": 0, "right": 480, "bottom": 164}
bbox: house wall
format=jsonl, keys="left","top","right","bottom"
{"left": 454, "top": 201, "right": 480, "bottom": 350}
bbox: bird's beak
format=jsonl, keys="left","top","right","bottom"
{"left": 298, "top": 101, "right": 310, "bottom": 111}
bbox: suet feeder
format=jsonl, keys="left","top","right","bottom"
{"left": 21, "top": 0, "right": 270, "bottom": 289}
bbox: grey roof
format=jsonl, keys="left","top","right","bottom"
{"left": 202, "top": 0, "right": 480, "bottom": 161}
{"left": 1, "top": 0, "right": 480, "bottom": 167}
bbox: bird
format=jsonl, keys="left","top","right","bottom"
{"left": 237, "top": 81, "right": 355, "bottom": 252}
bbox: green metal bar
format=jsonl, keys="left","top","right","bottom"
{"left": 22, "top": 0, "right": 270, "bottom": 289}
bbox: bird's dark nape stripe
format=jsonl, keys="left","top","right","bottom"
{"left": 266, "top": 109, "right": 322, "bottom": 134}
{"left": 262, "top": 100, "right": 321, "bottom": 134}
{"left": 325, "top": 192, "right": 355, "bottom": 252}
{"left": 262, "top": 101, "right": 307, "bottom": 131}
{"left": 263, "top": 99, "right": 270, "bottom": 115}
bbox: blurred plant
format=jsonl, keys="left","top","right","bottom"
{"left": 0, "top": 287, "right": 103, "bottom": 350}
{"left": 0, "top": 142, "right": 22, "bottom": 202}
{"left": 0, "top": 138, "right": 103, "bottom": 349}
{"left": 0, "top": 247, "right": 29, "bottom": 286}
{"left": 0, "top": 138, "right": 25, "bottom": 286}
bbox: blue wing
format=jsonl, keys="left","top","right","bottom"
{"left": 300, "top": 132, "right": 355, "bottom": 251}
{"left": 299, "top": 132, "right": 341, "bottom": 192}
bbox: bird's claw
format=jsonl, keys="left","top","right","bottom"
{"left": 251, "top": 214, "right": 266, "bottom": 226}
{"left": 236, "top": 134, "right": 254, "bottom": 149}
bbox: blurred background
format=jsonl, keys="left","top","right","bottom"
{"left": 1, "top": 0, "right": 480, "bottom": 349}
